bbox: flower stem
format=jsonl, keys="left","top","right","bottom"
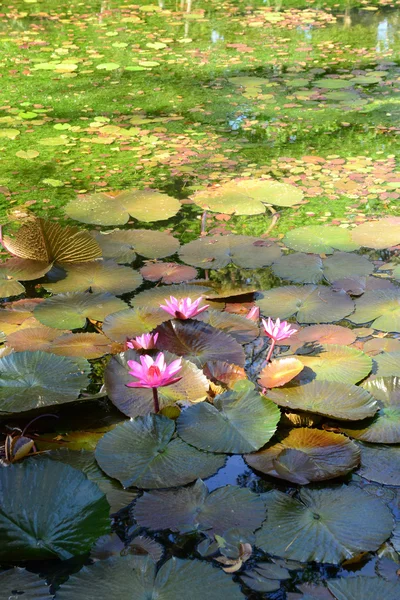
{"left": 152, "top": 387, "right": 160, "bottom": 413}
{"left": 266, "top": 340, "right": 276, "bottom": 363}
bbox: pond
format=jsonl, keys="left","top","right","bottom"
{"left": 1, "top": 0, "right": 400, "bottom": 599}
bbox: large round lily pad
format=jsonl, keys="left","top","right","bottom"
{"left": 0, "top": 351, "right": 90, "bottom": 413}
{"left": 351, "top": 217, "right": 400, "bottom": 249}
{"left": 0, "top": 568, "right": 52, "bottom": 600}
{"left": 179, "top": 234, "right": 282, "bottom": 269}
{"left": 65, "top": 189, "right": 181, "bottom": 225}
{"left": 0, "top": 460, "right": 110, "bottom": 560}
{"left": 34, "top": 292, "right": 126, "bottom": 329}
{"left": 155, "top": 320, "right": 245, "bottom": 367}
{"left": 256, "top": 285, "right": 354, "bottom": 323}
{"left": 266, "top": 380, "right": 377, "bottom": 420}
{"left": 140, "top": 262, "right": 198, "bottom": 284}
{"left": 55, "top": 556, "right": 244, "bottom": 600}
{"left": 296, "top": 344, "right": 372, "bottom": 384}
{"left": 93, "top": 229, "right": 180, "bottom": 261}
{"left": 43, "top": 261, "right": 143, "bottom": 295}
{"left": 95, "top": 414, "right": 225, "bottom": 488}
{"left": 133, "top": 478, "right": 265, "bottom": 535}
{"left": 323, "top": 252, "right": 374, "bottom": 283}
{"left": 177, "top": 380, "right": 281, "bottom": 453}
{"left": 283, "top": 226, "right": 359, "bottom": 254}
{"left": 255, "top": 487, "right": 393, "bottom": 564}
{"left": 340, "top": 377, "right": 400, "bottom": 443}
{"left": 102, "top": 307, "right": 171, "bottom": 342}
{"left": 283, "top": 324, "right": 357, "bottom": 352}
{"left": 258, "top": 357, "right": 304, "bottom": 388}
{"left": 348, "top": 290, "right": 400, "bottom": 332}
{"left": 327, "top": 576, "right": 400, "bottom": 600}
{"left": 245, "top": 428, "right": 360, "bottom": 484}
{"left": 357, "top": 442, "right": 400, "bottom": 485}
{"left": 105, "top": 350, "right": 209, "bottom": 417}
{"left": 272, "top": 253, "right": 324, "bottom": 284}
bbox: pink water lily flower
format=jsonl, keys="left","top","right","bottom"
{"left": 160, "top": 296, "right": 210, "bottom": 320}
{"left": 126, "top": 332, "right": 159, "bottom": 351}
{"left": 262, "top": 317, "right": 297, "bottom": 363}
{"left": 246, "top": 306, "right": 260, "bottom": 321}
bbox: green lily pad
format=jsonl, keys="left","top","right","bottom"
{"left": 256, "top": 487, "right": 393, "bottom": 564}
{"left": 93, "top": 229, "right": 180, "bottom": 263}
{"left": 0, "top": 460, "right": 110, "bottom": 560}
{"left": 340, "top": 377, "right": 400, "bottom": 443}
{"left": 323, "top": 253, "right": 374, "bottom": 282}
{"left": 0, "top": 351, "right": 90, "bottom": 413}
{"left": 55, "top": 556, "right": 244, "bottom": 600}
{"left": 0, "top": 568, "right": 51, "bottom": 599}
{"left": 245, "top": 428, "right": 360, "bottom": 484}
{"left": 155, "top": 320, "right": 245, "bottom": 367}
{"left": 193, "top": 310, "right": 259, "bottom": 344}
{"left": 272, "top": 253, "right": 324, "bottom": 284}
{"left": 296, "top": 344, "right": 372, "bottom": 384}
{"left": 266, "top": 380, "right": 377, "bottom": 420}
{"left": 105, "top": 350, "right": 209, "bottom": 418}
{"left": 0, "top": 258, "right": 51, "bottom": 282}
{"left": 284, "top": 226, "right": 359, "bottom": 254}
{"left": 95, "top": 414, "right": 225, "bottom": 488}
{"left": 177, "top": 380, "right": 280, "bottom": 453}
{"left": 348, "top": 290, "right": 400, "bottom": 332}
{"left": 179, "top": 234, "right": 282, "bottom": 269}
{"left": 43, "top": 261, "right": 143, "bottom": 295}
{"left": 357, "top": 442, "right": 400, "bottom": 485}
{"left": 133, "top": 478, "right": 265, "bottom": 535}
{"left": 49, "top": 332, "right": 112, "bottom": 359}
{"left": 34, "top": 292, "right": 126, "bottom": 329}
{"left": 65, "top": 189, "right": 181, "bottom": 225}
{"left": 351, "top": 218, "right": 400, "bottom": 249}
{"left": 256, "top": 285, "right": 354, "bottom": 323}
{"left": 327, "top": 576, "right": 400, "bottom": 600}
{"left": 316, "top": 79, "right": 354, "bottom": 89}
{"left": 102, "top": 307, "right": 171, "bottom": 342}
{"left": 373, "top": 351, "right": 400, "bottom": 376}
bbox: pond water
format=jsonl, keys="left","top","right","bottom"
{"left": 1, "top": 1, "right": 400, "bottom": 599}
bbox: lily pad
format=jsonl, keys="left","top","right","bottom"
{"left": 193, "top": 309, "right": 259, "bottom": 344}
{"left": 179, "top": 234, "right": 282, "bottom": 269}
{"left": 34, "top": 292, "right": 126, "bottom": 329}
{"left": 296, "top": 344, "right": 372, "bottom": 384}
{"left": 203, "top": 361, "right": 247, "bottom": 388}
{"left": 177, "top": 380, "right": 280, "bottom": 453}
{"left": 245, "top": 428, "right": 360, "bottom": 484}
{"left": 256, "top": 285, "right": 354, "bottom": 323}
{"left": 239, "top": 562, "right": 291, "bottom": 593}
{"left": 284, "top": 226, "right": 359, "bottom": 254}
{"left": 92, "top": 229, "right": 180, "bottom": 261}
{"left": 0, "top": 351, "right": 90, "bottom": 413}
{"left": 155, "top": 320, "right": 245, "bottom": 367}
{"left": 351, "top": 218, "right": 400, "bottom": 249}
{"left": 284, "top": 324, "right": 357, "bottom": 352}
{"left": 0, "top": 568, "right": 52, "bottom": 600}
{"left": 104, "top": 350, "right": 209, "bottom": 417}
{"left": 131, "top": 283, "right": 214, "bottom": 309}
{"left": 102, "top": 307, "right": 170, "bottom": 343}
{"left": 272, "top": 253, "right": 324, "bottom": 284}
{"left": 43, "top": 261, "right": 143, "bottom": 295}
{"left": 327, "top": 576, "right": 400, "bottom": 600}
{"left": 348, "top": 290, "right": 400, "bottom": 332}
{"left": 95, "top": 414, "right": 225, "bottom": 488}
{"left": 65, "top": 189, "right": 181, "bottom": 225}
{"left": 316, "top": 78, "right": 354, "bottom": 89}
{"left": 258, "top": 357, "right": 304, "bottom": 388}
{"left": 133, "top": 478, "right": 265, "bottom": 535}
{"left": 357, "top": 442, "right": 400, "bottom": 485}
{"left": 140, "top": 262, "right": 197, "bottom": 284}
{"left": 373, "top": 351, "right": 400, "bottom": 376}
{"left": 266, "top": 380, "right": 377, "bottom": 420}
{"left": 55, "top": 556, "right": 244, "bottom": 600}
{"left": 50, "top": 333, "right": 112, "bottom": 359}
{"left": 255, "top": 487, "right": 393, "bottom": 564}
{"left": 4, "top": 325, "right": 68, "bottom": 352}
{"left": 1, "top": 218, "right": 101, "bottom": 264}
{"left": 323, "top": 253, "right": 374, "bottom": 282}
{"left": 0, "top": 460, "right": 110, "bottom": 560}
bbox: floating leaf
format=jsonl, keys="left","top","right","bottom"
{"left": 1, "top": 218, "right": 101, "bottom": 264}
{"left": 194, "top": 310, "right": 259, "bottom": 344}
{"left": 177, "top": 380, "right": 280, "bottom": 453}
{"left": 316, "top": 78, "right": 354, "bottom": 89}
{"left": 0, "top": 460, "right": 110, "bottom": 560}
{"left": 360, "top": 337, "right": 400, "bottom": 356}
{"left": 134, "top": 479, "right": 265, "bottom": 535}
{"left": 95, "top": 414, "right": 225, "bottom": 488}
{"left": 5, "top": 325, "right": 67, "bottom": 352}
{"left": 43, "top": 261, "right": 143, "bottom": 295}
{"left": 105, "top": 350, "right": 208, "bottom": 417}
{"left": 0, "top": 351, "right": 90, "bottom": 413}
{"left": 257, "top": 285, "right": 354, "bottom": 323}
{"left": 55, "top": 556, "right": 244, "bottom": 600}
{"left": 191, "top": 187, "right": 266, "bottom": 215}
{"left": 50, "top": 333, "right": 112, "bottom": 359}
{"left": 131, "top": 283, "right": 213, "bottom": 310}
{"left": 284, "top": 324, "right": 357, "bottom": 352}
{"left": 155, "top": 320, "right": 245, "bottom": 367}
{"left": 296, "top": 344, "right": 372, "bottom": 384}
{"left": 140, "top": 262, "right": 197, "bottom": 284}
{"left": 284, "top": 226, "right": 359, "bottom": 254}
{"left": 327, "top": 576, "right": 400, "bottom": 600}
{"left": 357, "top": 442, "right": 400, "bottom": 485}
{"left": 255, "top": 487, "right": 393, "bottom": 564}
{"left": 258, "top": 357, "right": 304, "bottom": 388}
{"left": 374, "top": 351, "right": 400, "bottom": 376}
{"left": 351, "top": 218, "right": 400, "bottom": 249}
{"left": 203, "top": 361, "right": 247, "bottom": 388}
{"left": 0, "top": 129, "right": 20, "bottom": 139}
{"left": 348, "top": 290, "right": 400, "bottom": 332}
{"left": 179, "top": 234, "right": 282, "bottom": 269}
{"left": 65, "top": 189, "right": 181, "bottom": 225}
{"left": 245, "top": 428, "right": 360, "bottom": 484}
{"left": 0, "top": 568, "right": 52, "bottom": 600}
{"left": 102, "top": 307, "right": 170, "bottom": 342}
{"left": 323, "top": 253, "right": 374, "bottom": 283}
{"left": 34, "top": 292, "right": 126, "bottom": 329}
{"left": 266, "top": 380, "right": 377, "bottom": 420}
{"left": 15, "top": 149, "right": 39, "bottom": 159}
{"left": 96, "top": 63, "right": 120, "bottom": 71}
{"left": 272, "top": 253, "right": 323, "bottom": 284}
{"left": 240, "top": 562, "right": 291, "bottom": 593}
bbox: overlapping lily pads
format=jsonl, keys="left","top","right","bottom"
{"left": 296, "top": 344, "right": 372, "bottom": 384}
{"left": 65, "top": 189, "right": 181, "bottom": 225}
{"left": 193, "top": 310, "right": 259, "bottom": 344}
{"left": 179, "top": 234, "right": 282, "bottom": 269}
{"left": 0, "top": 351, "right": 90, "bottom": 413}
{"left": 92, "top": 229, "right": 180, "bottom": 261}
{"left": 255, "top": 487, "right": 393, "bottom": 564}
{"left": 95, "top": 414, "right": 225, "bottom": 488}
{"left": 256, "top": 285, "right": 354, "bottom": 323}
{"left": 0, "top": 568, "right": 52, "bottom": 600}
{"left": 133, "top": 478, "right": 265, "bottom": 535}
{"left": 245, "top": 428, "right": 360, "bottom": 484}
{"left": 0, "top": 258, "right": 51, "bottom": 297}
{"left": 177, "top": 381, "right": 280, "bottom": 453}
{"left": 0, "top": 460, "right": 110, "bottom": 560}
{"left": 348, "top": 290, "right": 400, "bottom": 332}
{"left": 239, "top": 562, "right": 291, "bottom": 594}
{"left": 102, "top": 307, "right": 170, "bottom": 342}
{"left": 283, "top": 226, "right": 359, "bottom": 254}
{"left": 357, "top": 442, "right": 400, "bottom": 485}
